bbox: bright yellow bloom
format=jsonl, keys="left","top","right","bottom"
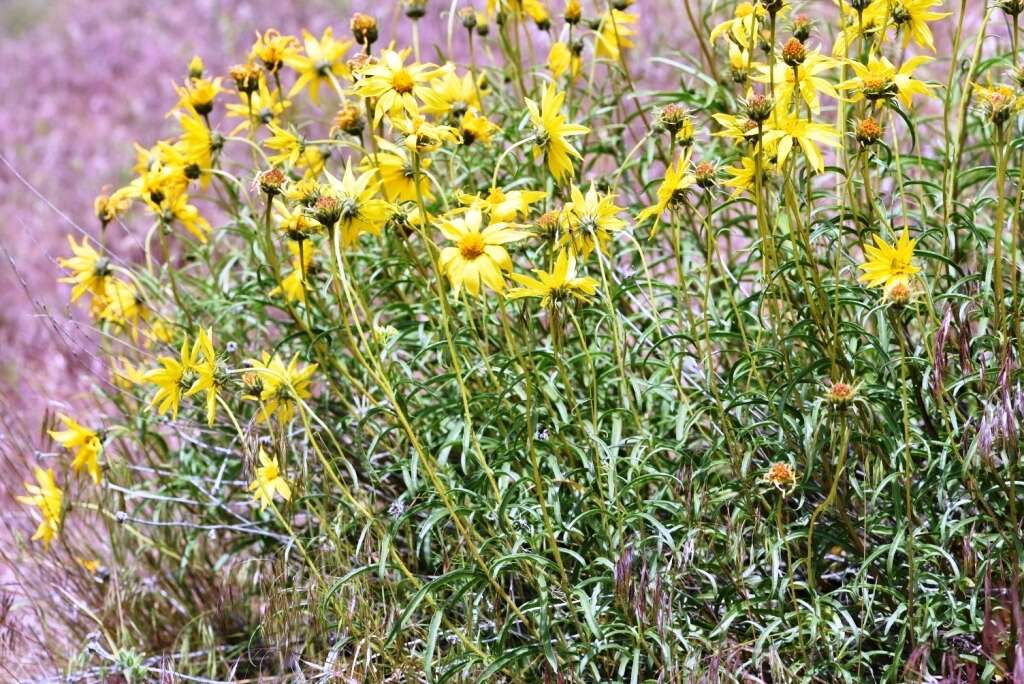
{"left": 58, "top": 235, "right": 110, "bottom": 303}
{"left": 722, "top": 155, "right": 764, "bottom": 197}
{"left": 547, "top": 41, "right": 580, "bottom": 81}
{"left": 264, "top": 124, "right": 305, "bottom": 167}
{"left": 361, "top": 138, "right": 433, "bottom": 202}
{"left": 249, "top": 449, "right": 292, "bottom": 511}
{"left": 419, "top": 68, "right": 482, "bottom": 118}
{"left": 858, "top": 229, "right": 921, "bottom": 288}
{"left": 837, "top": 54, "right": 934, "bottom": 109}
{"left": 509, "top": 250, "right": 598, "bottom": 307}
{"left": 250, "top": 29, "right": 300, "bottom": 73}
{"left": 460, "top": 108, "right": 500, "bottom": 145}
{"left": 112, "top": 357, "right": 147, "bottom": 388}
{"left": 560, "top": 183, "right": 626, "bottom": 258}
{"left": 887, "top": 0, "right": 949, "bottom": 51}
{"left": 460, "top": 187, "right": 548, "bottom": 222}
{"left": 438, "top": 207, "right": 530, "bottom": 296}
{"left": 175, "top": 110, "right": 215, "bottom": 188}
{"left": 226, "top": 77, "right": 291, "bottom": 133}
{"left": 159, "top": 186, "right": 212, "bottom": 243}
{"left": 96, "top": 277, "right": 150, "bottom": 339}
{"left": 270, "top": 241, "right": 315, "bottom": 303}
{"left": 710, "top": 2, "right": 767, "bottom": 46}
{"left": 973, "top": 82, "right": 1024, "bottom": 123}
{"left": 144, "top": 335, "right": 203, "bottom": 420}
{"left": 637, "top": 153, "right": 696, "bottom": 232}
{"left": 321, "top": 162, "right": 392, "bottom": 246}
{"left": 392, "top": 114, "right": 461, "bottom": 153}
{"left": 274, "top": 199, "right": 319, "bottom": 241}
{"left": 284, "top": 28, "right": 352, "bottom": 105}
{"left": 595, "top": 10, "right": 637, "bottom": 62}
{"left": 754, "top": 50, "right": 839, "bottom": 114}
{"left": 354, "top": 49, "right": 450, "bottom": 126}
{"left": 184, "top": 328, "right": 222, "bottom": 426}
{"left": 172, "top": 77, "right": 225, "bottom": 116}
{"left": 17, "top": 468, "right": 63, "bottom": 549}
{"left": 244, "top": 352, "right": 317, "bottom": 424}
{"left": 49, "top": 414, "right": 102, "bottom": 484}
{"left": 762, "top": 115, "right": 839, "bottom": 174}
{"left": 525, "top": 84, "right": 589, "bottom": 183}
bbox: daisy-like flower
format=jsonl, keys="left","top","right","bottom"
{"left": 460, "top": 108, "right": 500, "bottom": 146}
{"left": 96, "top": 278, "right": 151, "bottom": 340}
{"left": 419, "top": 68, "right": 482, "bottom": 119}
{"left": 184, "top": 328, "right": 224, "bottom": 427}
{"left": 158, "top": 186, "right": 212, "bottom": 243}
{"left": 559, "top": 183, "right": 627, "bottom": 258}
{"left": 858, "top": 229, "right": 921, "bottom": 289}
{"left": 49, "top": 414, "right": 102, "bottom": 484}
{"left": 762, "top": 114, "right": 840, "bottom": 174}
{"left": 710, "top": 2, "right": 768, "bottom": 46}
{"left": 547, "top": 41, "right": 580, "bottom": 81}
{"left": 460, "top": 186, "right": 548, "bottom": 222}
{"left": 361, "top": 138, "right": 433, "bottom": 202}
{"left": 320, "top": 162, "right": 392, "bottom": 246}
{"left": 249, "top": 449, "right": 292, "bottom": 511}
{"left": 722, "top": 155, "right": 763, "bottom": 197}
{"left": 144, "top": 335, "right": 203, "bottom": 420}
{"left": 17, "top": 468, "right": 63, "bottom": 549}
{"left": 112, "top": 357, "right": 147, "bottom": 389}
{"left": 754, "top": 49, "right": 839, "bottom": 115}
{"left": 973, "top": 83, "right": 1024, "bottom": 125}
{"left": 837, "top": 54, "right": 934, "bottom": 109}
{"left": 595, "top": 9, "right": 637, "bottom": 62}
{"left": 636, "top": 153, "right": 696, "bottom": 232}
{"left": 354, "top": 49, "right": 450, "bottom": 126}
{"left": 270, "top": 241, "right": 315, "bottom": 303}
{"left": 244, "top": 352, "right": 317, "bottom": 424}
{"left": 275, "top": 199, "right": 320, "bottom": 241}
{"left": 251, "top": 29, "right": 300, "bottom": 73}
{"left": 264, "top": 124, "right": 305, "bottom": 168}
{"left": 886, "top": 0, "right": 949, "bottom": 51}
{"left": 174, "top": 110, "right": 215, "bottom": 188}
{"left": 438, "top": 207, "right": 530, "bottom": 296}
{"left": 392, "top": 114, "right": 461, "bottom": 153}
{"left": 226, "top": 77, "right": 291, "bottom": 133}
{"left": 509, "top": 250, "right": 598, "bottom": 307}
{"left": 172, "top": 77, "right": 225, "bottom": 117}
{"left": 525, "top": 84, "right": 589, "bottom": 183}
{"left": 58, "top": 236, "right": 111, "bottom": 303}
{"left": 284, "top": 28, "right": 353, "bottom": 106}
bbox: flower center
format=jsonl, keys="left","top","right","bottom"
{"left": 392, "top": 69, "right": 415, "bottom": 94}
{"left": 458, "top": 232, "right": 486, "bottom": 259}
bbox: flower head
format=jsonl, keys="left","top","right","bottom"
{"left": 249, "top": 449, "right": 292, "bottom": 511}
{"left": 858, "top": 229, "right": 921, "bottom": 289}
{"left": 509, "top": 250, "right": 598, "bottom": 307}
{"left": 285, "top": 28, "right": 353, "bottom": 106}
{"left": 525, "top": 84, "right": 589, "bottom": 183}
{"left": 17, "top": 468, "right": 63, "bottom": 549}
{"left": 560, "top": 183, "right": 626, "bottom": 258}
{"left": 244, "top": 353, "right": 317, "bottom": 424}
{"left": 438, "top": 207, "right": 530, "bottom": 296}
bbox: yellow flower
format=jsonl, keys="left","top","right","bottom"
{"left": 525, "top": 84, "right": 589, "bottom": 183}
{"left": 636, "top": 153, "right": 696, "bottom": 232}
{"left": 547, "top": 41, "right": 580, "bottom": 81}
{"left": 361, "top": 139, "right": 433, "bottom": 202}
{"left": 159, "top": 186, "right": 212, "bottom": 243}
{"left": 274, "top": 199, "right": 319, "bottom": 241}
{"left": 184, "top": 328, "right": 222, "bottom": 427}
{"left": 460, "top": 108, "right": 500, "bottom": 146}
{"left": 250, "top": 29, "right": 300, "bottom": 73}
{"left": 460, "top": 186, "right": 548, "bottom": 222}
{"left": 16, "top": 468, "right": 63, "bottom": 549}
{"left": 710, "top": 2, "right": 767, "bottom": 46}
{"left": 762, "top": 115, "right": 839, "bottom": 174}
{"left": 49, "top": 414, "right": 102, "bottom": 484}
{"left": 354, "top": 49, "right": 450, "bottom": 126}
{"left": 837, "top": 54, "right": 934, "bottom": 109}
{"left": 270, "top": 241, "right": 315, "bottom": 303}
{"left": 58, "top": 235, "right": 110, "bottom": 303}
{"left": 393, "top": 114, "right": 461, "bottom": 153}
{"left": 226, "top": 76, "right": 291, "bottom": 133}
{"left": 144, "top": 335, "right": 203, "bottom": 420}
{"left": 438, "top": 207, "right": 530, "bottom": 296}
{"left": 722, "top": 155, "right": 762, "bottom": 197}
{"left": 509, "top": 250, "right": 598, "bottom": 307}
{"left": 973, "top": 82, "right": 1024, "bottom": 124}
{"left": 264, "top": 124, "right": 305, "bottom": 167}
{"left": 888, "top": 0, "right": 949, "bottom": 51}
{"left": 595, "top": 10, "right": 637, "bottom": 62}
{"left": 858, "top": 229, "right": 921, "bottom": 289}
{"left": 321, "top": 161, "right": 392, "bottom": 247}
{"left": 112, "top": 357, "right": 147, "bottom": 388}
{"left": 419, "top": 68, "right": 482, "bottom": 118}
{"left": 284, "top": 28, "right": 353, "bottom": 106}
{"left": 244, "top": 352, "right": 317, "bottom": 424}
{"left": 172, "top": 77, "right": 225, "bottom": 116}
{"left": 764, "top": 461, "right": 797, "bottom": 492}
{"left": 754, "top": 50, "right": 839, "bottom": 115}
{"left": 96, "top": 277, "right": 150, "bottom": 339}
{"left": 249, "top": 449, "right": 292, "bottom": 511}
{"left": 560, "top": 183, "right": 626, "bottom": 258}
{"left": 175, "top": 109, "right": 215, "bottom": 188}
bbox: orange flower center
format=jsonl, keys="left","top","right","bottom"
{"left": 458, "top": 232, "right": 486, "bottom": 259}
{"left": 392, "top": 69, "right": 415, "bottom": 94}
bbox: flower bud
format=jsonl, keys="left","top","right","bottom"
{"left": 998, "top": 0, "right": 1024, "bottom": 16}
{"left": 404, "top": 0, "right": 428, "bottom": 20}
{"left": 825, "top": 381, "right": 857, "bottom": 406}
{"left": 229, "top": 63, "right": 261, "bottom": 96}
{"left": 695, "top": 161, "right": 717, "bottom": 189}
{"left": 257, "top": 168, "right": 286, "bottom": 196}
{"left": 743, "top": 92, "right": 774, "bottom": 123}
{"left": 350, "top": 13, "right": 379, "bottom": 45}
{"left": 332, "top": 104, "right": 365, "bottom": 137}
{"left": 565, "top": 0, "right": 582, "bottom": 24}
{"left": 458, "top": 7, "right": 477, "bottom": 29}
{"left": 475, "top": 14, "right": 491, "bottom": 36}
{"left": 188, "top": 55, "right": 204, "bottom": 79}
{"left": 791, "top": 14, "right": 812, "bottom": 42}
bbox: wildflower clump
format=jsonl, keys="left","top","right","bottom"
{"left": 21, "top": 2, "right": 1024, "bottom": 682}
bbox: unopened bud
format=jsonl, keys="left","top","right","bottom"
{"left": 350, "top": 13, "right": 378, "bottom": 45}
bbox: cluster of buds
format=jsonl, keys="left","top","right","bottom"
{"left": 350, "top": 13, "right": 378, "bottom": 46}
{"left": 855, "top": 116, "right": 883, "bottom": 146}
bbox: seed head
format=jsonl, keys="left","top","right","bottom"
{"left": 998, "top": 0, "right": 1024, "bottom": 16}
{"left": 695, "top": 161, "right": 717, "bottom": 189}
{"left": 764, "top": 462, "right": 797, "bottom": 492}
{"left": 657, "top": 104, "right": 692, "bottom": 137}
{"left": 825, "top": 381, "right": 857, "bottom": 406}
{"left": 332, "top": 104, "right": 365, "bottom": 137}
{"left": 229, "top": 63, "right": 261, "bottom": 95}
{"left": 781, "top": 37, "right": 806, "bottom": 67}
{"left": 792, "top": 15, "right": 812, "bottom": 42}
{"left": 743, "top": 92, "right": 774, "bottom": 123}
{"left": 884, "top": 280, "right": 914, "bottom": 305}
{"left": 350, "top": 13, "right": 379, "bottom": 45}
{"left": 855, "top": 116, "right": 883, "bottom": 146}
{"left": 257, "top": 168, "right": 286, "bottom": 196}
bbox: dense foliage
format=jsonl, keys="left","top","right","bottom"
{"left": 12, "top": 0, "right": 1024, "bottom": 681}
